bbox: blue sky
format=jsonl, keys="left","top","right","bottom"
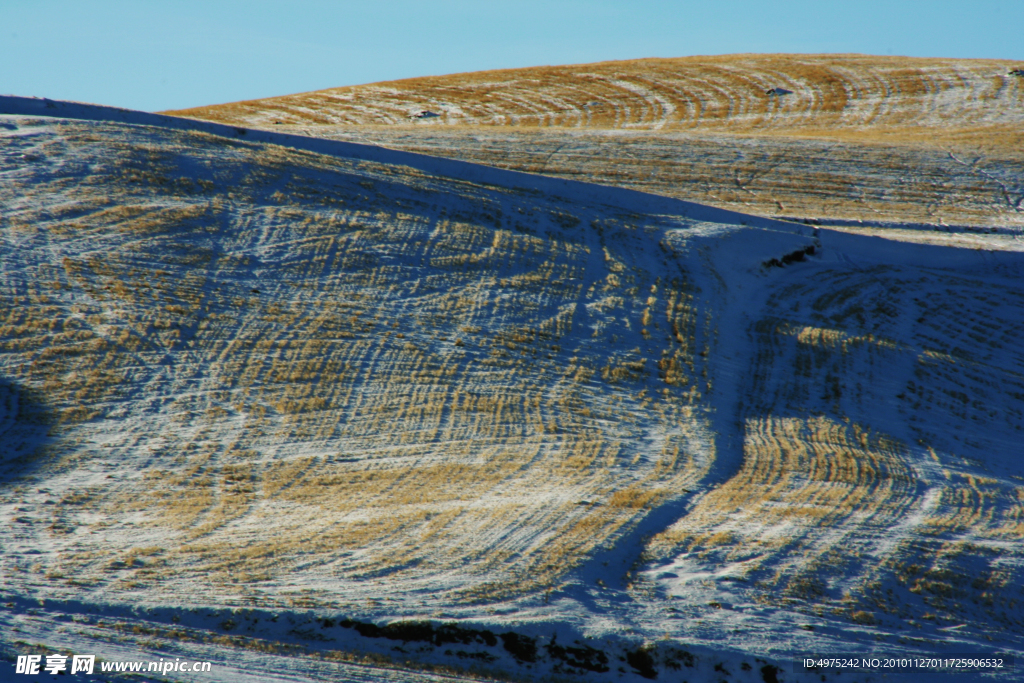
{"left": 2, "top": 1, "right": 1022, "bottom": 112}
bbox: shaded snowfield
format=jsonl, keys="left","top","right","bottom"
{"left": 0, "top": 95, "right": 1022, "bottom": 682}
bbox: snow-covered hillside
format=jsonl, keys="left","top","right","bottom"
{"left": 1, "top": 97, "right": 1022, "bottom": 682}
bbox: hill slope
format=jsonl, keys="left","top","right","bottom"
{"left": 1, "top": 99, "right": 1023, "bottom": 681}
{"left": 169, "top": 54, "right": 1024, "bottom": 235}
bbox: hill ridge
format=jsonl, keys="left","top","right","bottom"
{"left": 167, "top": 53, "right": 1024, "bottom": 134}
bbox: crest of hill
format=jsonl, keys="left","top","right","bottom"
{"left": 168, "top": 54, "right": 1024, "bottom": 144}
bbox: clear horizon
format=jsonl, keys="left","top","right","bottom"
{"left": 3, "top": 0, "right": 1022, "bottom": 112}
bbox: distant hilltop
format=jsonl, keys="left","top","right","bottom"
{"left": 167, "top": 53, "right": 1024, "bottom": 135}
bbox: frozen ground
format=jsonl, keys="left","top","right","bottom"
{"left": 0, "top": 94, "right": 1022, "bottom": 682}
